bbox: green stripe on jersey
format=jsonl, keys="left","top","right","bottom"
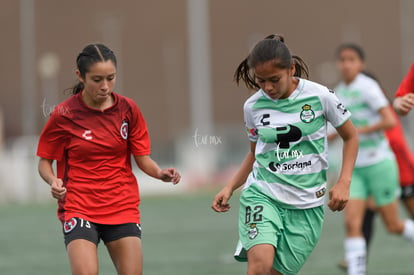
{"left": 347, "top": 102, "right": 370, "bottom": 113}
{"left": 359, "top": 136, "right": 385, "bottom": 148}
{"left": 291, "top": 114, "right": 326, "bottom": 137}
{"left": 253, "top": 95, "right": 323, "bottom": 114}
{"left": 257, "top": 115, "right": 326, "bottom": 144}
{"left": 256, "top": 167, "right": 327, "bottom": 189}
{"left": 351, "top": 118, "right": 369, "bottom": 127}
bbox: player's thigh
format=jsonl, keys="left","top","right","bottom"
{"left": 247, "top": 244, "right": 276, "bottom": 275}
{"left": 344, "top": 199, "right": 366, "bottom": 236}
{"left": 106, "top": 237, "right": 142, "bottom": 275}
{"left": 67, "top": 239, "right": 99, "bottom": 275}
{"left": 274, "top": 207, "right": 324, "bottom": 275}
{"left": 101, "top": 223, "right": 143, "bottom": 275}
{"left": 238, "top": 187, "right": 281, "bottom": 251}
{"left": 63, "top": 217, "right": 100, "bottom": 275}
{"left": 368, "top": 159, "right": 399, "bottom": 207}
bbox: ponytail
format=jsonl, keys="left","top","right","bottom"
{"left": 71, "top": 82, "right": 84, "bottom": 94}
{"left": 234, "top": 58, "right": 260, "bottom": 90}
{"left": 234, "top": 34, "right": 309, "bottom": 90}
{"left": 292, "top": 55, "right": 309, "bottom": 79}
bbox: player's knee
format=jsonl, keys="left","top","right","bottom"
{"left": 116, "top": 266, "right": 142, "bottom": 275}
{"left": 71, "top": 266, "right": 98, "bottom": 275}
{"left": 248, "top": 264, "right": 273, "bottom": 275}
{"left": 385, "top": 222, "right": 404, "bottom": 234}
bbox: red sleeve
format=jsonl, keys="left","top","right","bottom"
{"left": 395, "top": 63, "right": 414, "bottom": 97}
{"left": 37, "top": 109, "right": 70, "bottom": 161}
{"left": 128, "top": 101, "right": 151, "bottom": 156}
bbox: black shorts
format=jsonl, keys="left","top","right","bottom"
{"left": 401, "top": 185, "right": 414, "bottom": 200}
{"left": 63, "top": 217, "right": 142, "bottom": 246}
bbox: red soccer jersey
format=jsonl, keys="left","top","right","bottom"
{"left": 385, "top": 109, "right": 414, "bottom": 187}
{"left": 395, "top": 63, "right": 414, "bottom": 97}
{"left": 37, "top": 92, "right": 151, "bottom": 224}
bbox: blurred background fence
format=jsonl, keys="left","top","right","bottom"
{"left": 1, "top": 0, "right": 414, "bottom": 203}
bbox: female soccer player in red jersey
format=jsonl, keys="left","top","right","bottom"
{"left": 37, "top": 44, "right": 180, "bottom": 275}
{"left": 386, "top": 109, "right": 414, "bottom": 215}
{"left": 393, "top": 63, "right": 414, "bottom": 115}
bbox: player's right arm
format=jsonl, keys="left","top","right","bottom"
{"left": 38, "top": 158, "right": 66, "bottom": 200}
{"left": 211, "top": 142, "right": 256, "bottom": 213}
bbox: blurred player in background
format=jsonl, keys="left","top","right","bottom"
{"left": 37, "top": 43, "right": 180, "bottom": 275}
{"left": 212, "top": 34, "right": 358, "bottom": 275}
{"left": 336, "top": 77, "right": 414, "bottom": 272}
{"left": 333, "top": 43, "right": 414, "bottom": 275}
{"left": 393, "top": 63, "right": 414, "bottom": 115}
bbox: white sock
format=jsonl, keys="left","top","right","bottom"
{"left": 402, "top": 219, "right": 414, "bottom": 243}
{"left": 345, "top": 237, "right": 366, "bottom": 275}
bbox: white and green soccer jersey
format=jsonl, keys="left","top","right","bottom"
{"left": 335, "top": 73, "right": 393, "bottom": 167}
{"left": 244, "top": 78, "right": 351, "bottom": 209}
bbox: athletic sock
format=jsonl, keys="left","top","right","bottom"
{"left": 362, "top": 209, "right": 376, "bottom": 249}
{"left": 345, "top": 237, "right": 366, "bottom": 275}
{"left": 402, "top": 219, "right": 414, "bottom": 243}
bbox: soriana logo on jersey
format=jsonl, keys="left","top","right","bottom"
{"left": 120, "top": 120, "right": 129, "bottom": 140}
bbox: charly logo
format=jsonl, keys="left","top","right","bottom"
{"left": 120, "top": 121, "right": 129, "bottom": 140}
{"left": 82, "top": 130, "right": 93, "bottom": 140}
{"left": 248, "top": 223, "right": 259, "bottom": 240}
{"left": 300, "top": 104, "right": 315, "bottom": 123}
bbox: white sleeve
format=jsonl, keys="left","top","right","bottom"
{"left": 243, "top": 101, "right": 258, "bottom": 142}
{"left": 363, "top": 81, "right": 388, "bottom": 111}
{"left": 327, "top": 122, "right": 337, "bottom": 135}
{"left": 322, "top": 89, "right": 352, "bottom": 128}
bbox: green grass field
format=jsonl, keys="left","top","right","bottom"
{"left": 0, "top": 192, "right": 412, "bottom": 275}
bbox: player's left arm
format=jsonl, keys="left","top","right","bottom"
{"left": 328, "top": 119, "right": 358, "bottom": 212}
{"left": 358, "top": 106, "right": 396, "bottom": 134}
{"left": 134, "top": 155, "right": 181, "bottom": 184}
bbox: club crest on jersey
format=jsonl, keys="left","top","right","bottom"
{"left": 63, "top": 218, "right": 78, "bottom": 233}
{"left": 300, "top": 104, "right": 315, "bottom": 123}
{"left": 248, "top": 223, "right": 259, "bottom": 240}
{"left": 120, "top": 121, "right": 129, "bottom": 140}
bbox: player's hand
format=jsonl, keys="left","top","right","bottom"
{"left": 328, "top": 179, "right": 350, "bottom": 212}
{"left": 158, "top": 168, "right": 181, "bottom": 185}
{"left": 49, "top": 178, "right": 66, "bottom": 200}
{"left": 394, "top": 94, "right": 414, "bottom": 115}
{"left": 212, "top": 186, "right": 233, "bottom": 212}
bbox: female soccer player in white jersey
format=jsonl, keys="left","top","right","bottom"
{"left": 212, "top": 34, "right": 359, "bottom": 275}
{"left": 334, "top": 43, "right": 414, "bottom": 275}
